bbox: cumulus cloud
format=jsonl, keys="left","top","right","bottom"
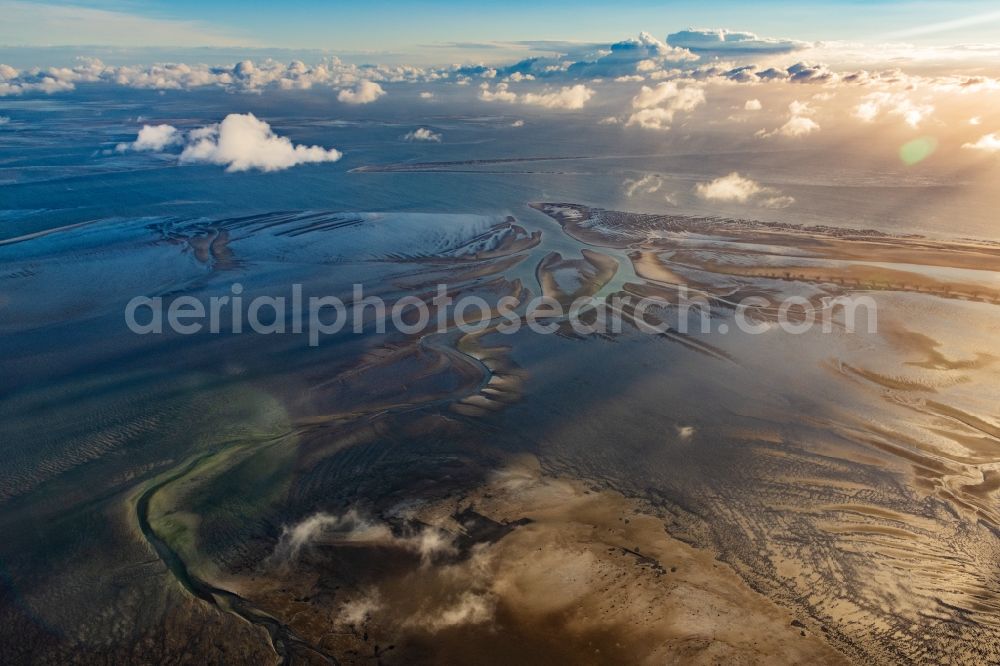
{"left": 175, "top": 113, "right": 342, "bottom": 172}
{"left": 963, "top": 133, "right": 1000, "bottom": 153}
{"left": 272, "top": 512, "right": 384, "bottom": 563}
{"left": 1, "top": 36, "right": 990, "bottom": 117}
{"left": 744, "top": 99, "right": 762, "bottom": 111}
{"left": 337, "top": 80, "right": 386, "bottom": 104}
{"left": 757, "top": 100, "right": 820, "bottom": 138}
{"left": 0, "top": 56, "right": 432, "bottom": 97}
{"left": 479, "top": 82, "right": 594, "bottom": 109}
{"left": 521, "top": 84, "right": 594, "bottom": 109}
{"left": 623, "top": 174, "right": 663, "bottom": 197}
{"left": 338, "top": 589, "right": 383, "bottom": 627}
{"left": 853, "top": 92, "right": 933, "bottom": 128}
{"left": 115, "top": 123, "right": 180, "bottom": 152}
{"left": 667, "top": 28, "right": 809, "bottom": 54}
{"left": 271, "top": 510, "right": 458, "bottom": 568}
{"left": 696, "top": 172, "right": 763, "bottom": 202}
{"left": 511, "top": 119, "right": 525, "bottom": 127}
{"left": 785, "top": 61, "right": 836, "bottom": 84}
{"left": 625, "top": 81, "right": 705, "bottom": 130}
{"left": 404, "top": 127, "right": 442, "bottom": 142}
{"left": 0, "top": 64, "right": 76, "bottom": 96}
{"left": 408, "top": 592, "right": 496, "bottom": 631}
{"left": 479, "top": 32, "right": 695, "bottom": 82}
{"left": 479, "top": 82, "right": 518, "bottom": 103}
{"left": 695, "top": 172, "right": 793, "bottom": 208}
{"left": 505, "top": 72, "right": 535, "bottom": 82}
{"left": 564, "top": 32, "right": 697, "bottom": 78}
{"left": 773, "top": 115, "right": 820, "bottom": 137}
{"left": 680, "top": 59, "right": 875, "bottom": 86}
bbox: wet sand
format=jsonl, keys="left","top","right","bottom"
{"left": 224, "top": 458, "right": 846, "bottom": 665}
{"left": 2, "top": 204, "right": 999, "bottom": 664}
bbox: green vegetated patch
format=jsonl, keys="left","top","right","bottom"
{"left": 141, "top": 381, "right": 296, "bottom": 583}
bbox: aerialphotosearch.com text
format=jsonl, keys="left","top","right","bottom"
{"left": 125, "top": 283, "right": 878, "bottom": 346}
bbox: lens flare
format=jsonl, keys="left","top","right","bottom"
{"left": 900, "top": 137, "right": 938, "bottom": 165}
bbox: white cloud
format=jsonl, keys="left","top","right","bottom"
{"left": 404, "top": 127, "right": 442, "bottom": 142}
{"left": 852, "top": 98, "right": 881, "bottom": 123}
{"left": 744, "top": 99, "right": 762, "bottom": 111}
{"left": 477, "top": 32, "right": 695, "bottom": 82}
{"left": 479, "top": 82, "right": 518, "bottom": 103}
{"left": 511, "top": 119, "right": 525, "bottom": 127}
{"left": 271, "top": 510, "right": 458, "bottom": 568}
{"left": 176, "top": 113, "right": 342, "bottom": 172}
{"left": 775, "top": 115, "right": 820, "bottom": 137}
{"left": 696, "top": 172, "right": 763, "bottom": 202}
{"left": 564, "top": 32, "right": 697, "bottom": 78}
{"left": 695, "top": 172, "right": 793, "bottom": 208}
{"left": 626, "top": 81, "right": 705, "bottom": 130}
{"left": 0, "top": 34, "right": 993, "bottom": 111}
{"left": 757, "top": 101, "right": 820, "bottom": 139}
{"left": 479, "top": 82, "right": 594, "bottom": 109}
{"left": 853, "top": 92, "right": 933, "bottom": 128}
{"left": 963, "top": 133, "right": 1000, "bottom": 153}
{"left": 784, "top": 61, "right": 837, "bottom": 83}
{"left": 521, "top": 84, "right": 594, "bottom": 109}
{"left": 115, "top": 124, "right": 180, "bottom": 152}
{"left": 337, "top": 80, "right": 386, "bottom": 105}
{"left": 667, "top": 28, "right": 809, "bottom": 54}
{"left": 337, "top": 589, "right": 383, "bottom": 627}
{"left": 788, "top": 100, "right": 812, "bottom": 116}
{"left": 0, "top": 116, "right": 9, "bottom": 125}
{"left": 406, "top": 592, "right": 495, "bottom": 631}
{"left": 623, "top": 174, "right": 663, "bottom": 197}
{"left": 760, "top": 196, "right": 795, "bottom": 209}
{"left": 0, "top": 56, "right": 434, "bottom": 97}
{"left": 0, "top": 69, "right": 75, "bottom": 96}
{"left": 676, "top": 425, "right": 695, "bottom": 439}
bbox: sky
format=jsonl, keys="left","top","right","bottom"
{"left": 1, "top": 0, "right": 1000, "bottom": 243}
{"left": 2, "top": 0, "right": 1000, "bottom": 62}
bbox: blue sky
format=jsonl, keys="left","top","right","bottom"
{"left": 2, "top": 0, "right": 1000, "bottom": 60}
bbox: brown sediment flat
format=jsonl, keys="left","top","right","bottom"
{"left": 228, "top": 458, "right": 848, "bottom": 665}
{"left": 630, "top": 249, "right": 694, "bottom": 288}
{"left": 527, "top": 201, "right": 1000, "bottom": 663}
{"left": 883, "top": 326, "right": 996, "bottom": 371}
{"left": 840, "top": 362, "right": 955, "bottom": 392}
{"left": 531, "top": 202, "right": 1000, "bottom": 304}
{"left": 535, "top": 249, "right": 619, "bottom": 307}
{"left": 531, "top": 202, "right": 1000, "bottom": 252}
{"left": 665, "top": 251, "right": 1000, "bottom": 303}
